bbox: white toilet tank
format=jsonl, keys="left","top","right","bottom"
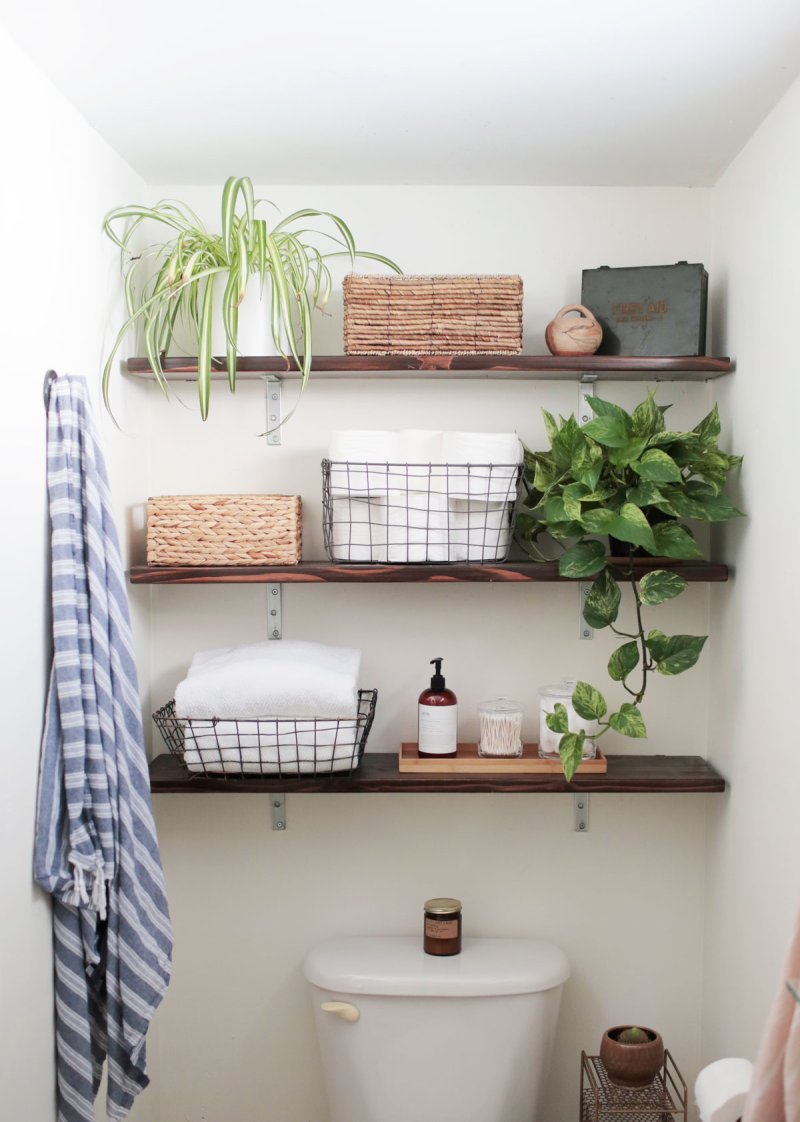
{"left": 304, "top": 936, "right": 569, "bottom": 1122}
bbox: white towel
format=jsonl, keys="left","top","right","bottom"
{"left": 441, "top": 431, "right": 522, "bottom": 501}
{"left": 330, "top": 497, "right": 386, "bottom": 562}
{"left": 182, "top": 718, "right": 361, "bottom": 774}
{"left": 174, "top": 640, "right": 361, "bottom": 719}
{"left": 382, "top": 490, "right": 450, "bottom": 563}
{"left": 329, "top": 430, "right": 401, "bottom": 495}
{"left": 449, "top": 499, "right": 512, "bottom": 561}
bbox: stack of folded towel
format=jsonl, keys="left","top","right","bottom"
{"left": 174, "top": 640, "right": 363, "bottom": 774}
{"left": 327, "top": 429, "right": 522, "bottom": 563}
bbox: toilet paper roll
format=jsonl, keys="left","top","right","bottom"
{"left": 399, "top": 430, "right": 444, "bottom": 490}
{"left": 441, "top": 431, "right": 522, "bottom": 501}
{"left": 695, "top": 1057, "right": 753, "bottom": 1122}
{"left": 328, "top": 430, "right": 401, "bottom": 495}
{"left": 330, "top": 497, "right": 387, "bottom": 562}
{"left": 382, "top": 491, "right": 450, "bottom": 563}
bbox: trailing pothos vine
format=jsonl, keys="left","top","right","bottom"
{"left": 515, "top": 393, "right": 743, "bottom": 780}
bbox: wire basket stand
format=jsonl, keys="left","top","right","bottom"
{"left": 153, "top": 689, "right": 378, "bottom": 779}
{"left": 580, "top": 1051, "right": 687, "bottom": 1122}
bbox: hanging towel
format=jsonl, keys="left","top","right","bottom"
{"left": 742, "top": 907, "right": 800, "bottom": 1122}
{"left": 34, "top": 374, "right": 172, "bottom": 1122}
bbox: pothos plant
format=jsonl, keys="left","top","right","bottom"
{"left": 102, "top": 175, "right": 401, "bottom": 421}
{"left": 515, "top": 393, "right": 743, "bottom": 780}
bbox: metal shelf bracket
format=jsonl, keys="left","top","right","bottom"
{"left": 578, "top": 372, "right": 597, "bottom": 423}
{"left": 579, "top": 581, "right": 593, "bottom": 641}
{"left": 574, "top": 794, "right": 590, "bottom": 832}
{"left": 267, "top": 584, "right": 282, "bottom": 639}
{"left": 264, "top": 376, "right": 282, "bottom": 446}
{"left": 271, "top": 794, "right": 287, "bottom": 830}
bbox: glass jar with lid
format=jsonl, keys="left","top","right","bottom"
{"left": 538, "top": 678, "right": 598, "bottom": 760}
{"left": 478, "top": 697, "right": 523, "bottom": 757}
{"left": 423, "top": 898, "right": 462, "bottom": 956}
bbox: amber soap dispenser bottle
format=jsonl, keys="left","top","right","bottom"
{"left": 418, "top": 657, "right": 458, "bottom": 758}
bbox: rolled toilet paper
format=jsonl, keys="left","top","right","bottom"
{"left": 399, "top": 430, "right": 444, "bottom": 490}
{"left": 328, "top": 430, "right": 401, "bottom": 495}
{"left": 695, "top": 1057, "right": 753, "bottom": 1122}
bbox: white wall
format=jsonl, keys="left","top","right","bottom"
{"left": 123, "top": 184, "right": 719, "bottom": 1121}
{"left": 0, "top": 28, "right": 147, "bottom": 1120}
{"left": 703, "top": 75, "right": 800, "bottom": 1063}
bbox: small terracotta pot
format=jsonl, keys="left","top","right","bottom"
{"left": 599, "top": 1026, "right": 664, "bottom": 1088}
{"left": 545, "top": 304, "right": 603, "bottom": 356}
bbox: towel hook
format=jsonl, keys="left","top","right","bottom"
{"left": 43, "top": 369, "right": 58, "bottom": 411}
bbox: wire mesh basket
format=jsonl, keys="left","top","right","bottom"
{"left": 153, "top": 689, "right": 378, "bottom": 778}
{"left": 322, "top": 459, "right": 521, "bottom": 563}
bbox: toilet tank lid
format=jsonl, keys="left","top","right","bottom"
{"left": 303, "top": 937, "right": 570, "bottom": 997}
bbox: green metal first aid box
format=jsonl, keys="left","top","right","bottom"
{"left": 580, "top": 262, "right": 708, "bottom": 356}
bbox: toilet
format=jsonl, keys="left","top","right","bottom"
{"left": 304, "top": 935, "right": 570, "bottom": 1122}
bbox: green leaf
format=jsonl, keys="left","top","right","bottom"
{"left": 542, "top": 409, "right": 559, "bottom": 444}
{"left": 532, "top": 454, "right": 558, "bottom": 493}
{"left": 587, "top": 396, "right": 633, "bottom": 425}
{"left": 608, "top": 641, "right": 640, "bottom": 681}
{"left": 626, "top": 481, "right": 664, "bottom": 508}
{"left": 548, "top": 520, "right": 586, "bottom": 540}
{"left": 583, "top": 569, "right": 621, "bottom": 628}
{"left": 561, "top": 484, "right": 586, "bottom": 521}
{"left": 638, "top": 569, "right": 689, "bottom": 605}
{"left": 543, "top": 496, "right": 569, "bottom": 523}
{"left": 608, "top": 503, "right": 657, "bottom": 552}
{"left": 646, "top": 631, "right": 708, "bottom": 675}
{"left": 583, "top": 415, "right": 631, "bottom": 448}
{"left": 571, "top": 438, "right": 603, "bottom": 490}
{"left": 608, "top": 704, "right": 648, "bottom": 738}
{"left": 693, "top": 403, "right": 721, "bottom": 446}
{"left": 581, "top": 507, "right": 618, "bottom": 534}
{"left": 651, "top": 522, "right": 702, "bottom": 559}
{"left": 608, "top": 436, "right": 649, "bottom": 468}
{"left": 631, "top": 394, "right": 665, "bottom": 437}
{"left": 559, "top": 731, "right": 586, "bottom": 782}
{"left": 632, "top": 448, "right": 683, "bottom": 483}
{"left": 647, "top": 429, "right": 696, "bottom": 448}
{"left": 558, "top": 540, "right": 608, "bottom": 579}
{"left": 572, "top": 681, "right": 607, "bottom": 721}
{"left": 551, "top": 415, "right": 584, "bottom": 469}
{"left": 546, "top": 703, "right": 570, "bottom": 734}
{"left": 197, "top": 275, "right": 216, "bottom": 421}
{"left": 581, "top": 482, "right": 623, "bottom": 504}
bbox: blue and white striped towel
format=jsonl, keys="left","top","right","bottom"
{"left": 34, "top": 374, "right": 172, "bottom": 1122}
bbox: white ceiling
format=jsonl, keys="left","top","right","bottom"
{"left": 3, "top": 0, "right": 800, "bottom": 186}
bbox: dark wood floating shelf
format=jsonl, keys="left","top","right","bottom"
{"left": 126, "top": 354, "right": 732, "bottom": 381}
{"left": 130, "top": 558, "right": 729, "bottom": 585}
{"left": 149, "top": 752, "right": 726, "bottom": 794}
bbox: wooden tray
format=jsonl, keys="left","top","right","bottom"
{"left": 399, "top": 743, "right": 608, "bottom": 774}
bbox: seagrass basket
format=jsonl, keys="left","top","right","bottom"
{"left": 146, "top": 495, "right": 302, "bottom": 566}
{"left": 343, "top": 274, "right": 523, "bottom": 355}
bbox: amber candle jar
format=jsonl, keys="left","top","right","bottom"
{"left": 423, "top": 898, "right": 462, "bottom": 956}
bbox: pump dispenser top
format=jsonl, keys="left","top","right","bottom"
{"left": 418, "top": 656, "right": 458, "bottom": 758}
{"left": 429, "top": 658, "right": 446, "bottom": 691}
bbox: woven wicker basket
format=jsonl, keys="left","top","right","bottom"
{"left": 343, "top": 274, "right": 523, "bottom": 355}
{"left": 147, "top": 495, "right": 302, "bottom": 566}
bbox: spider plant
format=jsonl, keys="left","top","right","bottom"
{"left": 103, "top": 176, "right": 401, "bottom": 421}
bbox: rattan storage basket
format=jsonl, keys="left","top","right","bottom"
{"left": 146, "top": 495, "right": 302, "bottom": 566}
{"left": 343, "top": 274, "right": 523, "bottom": 355}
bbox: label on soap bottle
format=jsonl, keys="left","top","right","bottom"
{"left": 418, "top": 704, "right": 458, "bottom": 755}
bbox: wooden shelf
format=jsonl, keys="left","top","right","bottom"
{"left": 126, "top": 354, "right": 732, "bottom": 381}
{"left": 130, "top": 558, "right": 729, "bottom": 585}
{"left": 149, "top": 751, "right": 726, "bottom": 794}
